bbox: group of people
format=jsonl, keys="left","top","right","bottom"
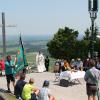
{"left": 54, "top": 57, "right": 100, "bottom": 73}
{"left": 4, "top": 55, "right": 54, "bottom": 100}
{"left": 1, "top": 52, "right": 100, "bottom": 100}
{"left": 54, "top": 58, "right": 83, "bottom": 73}
{"left": 83, "top": 58, "right": 100, "bottom": 71}
{"left": 14, "top": 74, "right": 54, "bottom": 100}
{"left": 54, "top": 58, "right": 100, "bottom": 100}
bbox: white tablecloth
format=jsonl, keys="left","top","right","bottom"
{"left": 60, "top": 71, "right": 85, "bottom": 80}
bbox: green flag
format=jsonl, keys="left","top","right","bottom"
{"left": 14, "top": 34, "right": 28, "bottom": 75}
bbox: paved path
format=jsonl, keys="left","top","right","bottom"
{"left": 0, "top": 72, "right": 88, "bottom": 100}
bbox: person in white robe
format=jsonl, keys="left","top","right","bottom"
{"left": 36, "top": 52, "right": 46, "bottom": 72}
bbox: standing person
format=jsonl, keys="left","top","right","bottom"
{"left": 5, "top": 55, "right": 15, "bottom": 93}
{"left": 84, "top": 59, "right": 100, "bottom": 100}
{"left": 45, "top": 56, "right": 50, "bottom": 71}
{"left": 36, "top": 52, "right": 46, "bottom": 72}
{"left": 38, "top": 80, "right": 55, "bottom": 100}
{"left": 0, "top": 58, "right": 5, "bottom": 76}
{"left": 83, "top": 58, "right": 90, "bottom": 71}
{"left": 0, "top": 59, "right": 2, "bottom": 75}
{"left": 22, "top": 78, "right": 39, "bottom": 100}
{"left": 14, "top": 73, "right": 26, "bottom": 99}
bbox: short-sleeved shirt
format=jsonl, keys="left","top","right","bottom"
{"left": 5, "top": 60, "right": 14, "bottom": 75}
{"left": 22, "top": 84, "right": 36, "bottom": 100}
{"left": 38, "top": 87, "right": 51, "bottom": 100}
{"left": 84, "top": 67, "right": 100, "bottom": 84}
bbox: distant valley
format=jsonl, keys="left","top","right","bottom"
{"left": 0, "top": 40, "right": 49, "bottom": 56}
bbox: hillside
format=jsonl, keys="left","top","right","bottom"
{"left": 0, "top": 40, "right": 49, "bottom": 55}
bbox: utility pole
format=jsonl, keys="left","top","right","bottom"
{"left": 88, "top": 0, "right": 98, "bottom": 59}
{"left": 2, "top": 12, "right": 6, "bottom": 60}
{"left": 0, "top": 12, "right": 16, "bottom": 60}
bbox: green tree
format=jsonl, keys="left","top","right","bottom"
{"left": 47, "top": 26, "right": 100, "bottom": 60}
{"left": 84, "top": 28, "right": 91, "bottom": 40}
{"left": 47, "top": 27, "right": 79, "bottom": 59}
{"left": 75, "top": 40, "right": 90, "bottom": 59}
{"left": 81, "top": 26, "right": 100, "bottom": 58}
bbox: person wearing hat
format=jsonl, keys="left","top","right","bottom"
{"left": 38, "top": 80, "right": 55, "bottom": 100}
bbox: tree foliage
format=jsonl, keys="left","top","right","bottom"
{"left": 47, "top": 27, "right": 79, "bottom": 59}
{"left": 84, "top": 28, "right": 91, "bottom": 40}
{"left": 47, "top": 26, "right": 100, "bottom": 60}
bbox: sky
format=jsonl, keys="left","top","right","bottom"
{"left": 0, "top": 0, "right": 100, "bottom": 38}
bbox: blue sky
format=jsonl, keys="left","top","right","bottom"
{"left": 0, "top": 0, "right": 100, "bottom": 38}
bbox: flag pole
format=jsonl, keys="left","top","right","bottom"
{"left": 19, "top": 33, "right": 26, "bottom": 66}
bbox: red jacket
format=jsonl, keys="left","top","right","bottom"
{"left": 0, "top": 59, "right": 5, "bottom": 70}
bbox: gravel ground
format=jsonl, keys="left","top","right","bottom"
{"left": 0, "top": 72, "right": 89, "bottom": 100}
